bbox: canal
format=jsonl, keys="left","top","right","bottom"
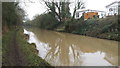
{"left": 24, "top": 27, "right": 118, "bottom": 66}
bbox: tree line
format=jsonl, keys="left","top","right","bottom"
{"left": 2, "top": 2, "right": 25, "bottom": 33}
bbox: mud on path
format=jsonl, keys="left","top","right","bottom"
{"left": 3, "top": 29, "right": 28, "bottom": 66}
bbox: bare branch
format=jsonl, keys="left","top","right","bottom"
{"left": 72, "top": 0, "right": 85, "bottom": 19}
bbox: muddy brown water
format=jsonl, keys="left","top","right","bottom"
{"left": 24, "top": 27, "right": 118, "bottom": 66}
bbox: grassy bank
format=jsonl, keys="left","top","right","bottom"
{"left": 2, "top": 28, "right": 53, "bottom": 67}
{"left": 56, "top": 16, "right": 119, "bottom": 41}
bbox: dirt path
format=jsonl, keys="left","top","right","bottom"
{"left": 6, "top": 30, "right": 28, "bottom": 66}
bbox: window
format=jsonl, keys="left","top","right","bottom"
{"left": 118, "top": 4, "right": 120, "bottom": 7}
{"left": 76, "top": 12, "right": 79, "bottom": 17}
{"left": 109, "top": 8, "right": 113, "bottom": 11}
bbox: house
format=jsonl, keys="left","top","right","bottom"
{"left": 106, "top": 1, "right": 120, "bottom": 16}
{"left": 75, "top": 9, "right": 106, "bottom": 20}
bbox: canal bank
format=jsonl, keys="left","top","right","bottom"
{"left": 2, "top": 28, "right": 53, "bottom": 67}
{"left": 55, "top": 16, "right": 119, "bottom": 42}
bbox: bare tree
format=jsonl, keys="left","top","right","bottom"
{"left": 41, "top": 0, "right": 61, "bottom": 23}
{"left": 41, "top": 0, "right": 85, "bottom": 23}
{"left": 72, "top": 0, "right": 85, "bottom": 21}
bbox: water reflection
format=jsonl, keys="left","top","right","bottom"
{"left": 24, "top": 29, "right": 50, "bottom": 58}
{"left": 24, "top": 28, "right": 118, "bottom": 66}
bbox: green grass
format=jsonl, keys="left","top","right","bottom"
{"left": 2, "top": 30, "right": 13, "bottom": 65}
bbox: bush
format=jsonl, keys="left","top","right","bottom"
{"left": 2, "top": 2, "right": 23, "bottom": 28}
{"left": 30, "top": 12, "right": 59, "bottom": 30}
{"left": 64, "top": 16, "right": 119, "bottom": 41}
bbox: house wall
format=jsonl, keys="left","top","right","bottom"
{"left": 98, "top": 12, "right": 106, "bottom": 18}
{"left": 75, "top": 11, "right": 106, "bottom": 20}
{"left": 84, "top": 12, "right": 98, "bottom": 20}
{"left": 106, "top": 2, "right": 118, "bottom": 16}
{"left": 75, "top": 11, "right": 83, "bottom": 19}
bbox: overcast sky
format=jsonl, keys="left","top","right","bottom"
{"left": 20, "top": 0, "right": 118, "bottom": 20}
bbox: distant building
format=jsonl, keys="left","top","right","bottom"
{"left": 106, "top": 1, "right": 120, "bottom": 16}
{"left": 75, "top": 9, "right": 106, "bottom": 20}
